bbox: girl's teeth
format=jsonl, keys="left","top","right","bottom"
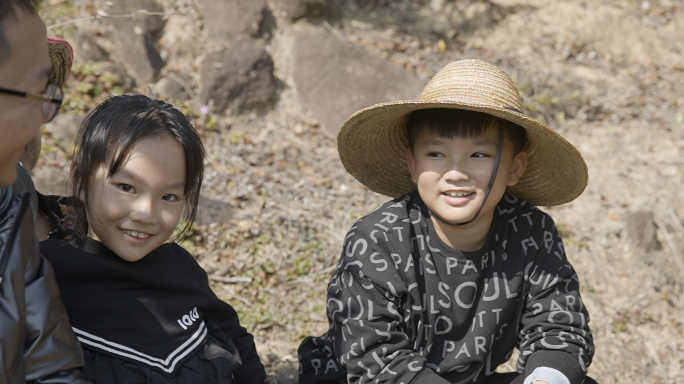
{"left": 124, "top": 230, "right": 149, "bottom": 239}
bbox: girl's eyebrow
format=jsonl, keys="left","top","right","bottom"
{"left": 114, "top": 169, "right": 185, "bottom": 190}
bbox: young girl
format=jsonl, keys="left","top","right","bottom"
{"left": 41, "top": 94, "right": 265, "bottom": 384}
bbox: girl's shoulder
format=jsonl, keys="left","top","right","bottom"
{"left": 148, "top": 242, "right": 204, "bottom": 274}
{"left": 153, "top": 241, "right": 196, "bottom": 260}
{"left": 37, "top": 193, "right": 85, "bottom": 240}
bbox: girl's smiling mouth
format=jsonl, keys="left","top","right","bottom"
{"left": 121, "top": 229, "right": 151, "bottom": 239}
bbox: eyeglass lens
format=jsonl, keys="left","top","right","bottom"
{"left": 43, "top": 83, "right": 63, "bottom": 122}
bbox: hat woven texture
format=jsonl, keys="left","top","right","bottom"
{"left": 337, "top": 59, "right": 588, "bottom": 207}
{"left": 47, "top": 37, "right": 73, "bottom": 88}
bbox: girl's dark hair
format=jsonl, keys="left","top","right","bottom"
{"left": 70, "top": 94, "right": 205, "bottom": 240}
{"left": 407, "top": 109, "right": 528, "bottom": 154}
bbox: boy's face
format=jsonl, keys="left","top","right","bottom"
{"left": 407, "top": 122, "right": 527, "bottom": 242}
{"left": 0, "top": 5, "right": 50, "bottom": 186}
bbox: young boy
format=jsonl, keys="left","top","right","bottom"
{"left": 299, "top": 60, "right": 597, "bottom": 384}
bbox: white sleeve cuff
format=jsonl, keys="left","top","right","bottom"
{"left": 523, "top": 367, "right": 570, "bottom": 384}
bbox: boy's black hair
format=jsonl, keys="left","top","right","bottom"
{"left": 0, "top": 0, "right": 41, "bottom": 65}
{"left": 407, "top": 109, "right": 528, "bottom": 154}
{"left": 70, "top": 94, "right": 205, "bottom": 240}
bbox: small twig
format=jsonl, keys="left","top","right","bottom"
{"left": 312, "top": 265, "right": 336, "bottom": 276}
{"left": 218, "top": 289, "right": 254, "bottom": 307}
{"left": 167, "top": 73, "right": 197, "bottom": 101}
{"left": 47, "top": 9, "right": 168, "bottom": 30}
{"left": 654, "top": 218, "right": 684, "bottom": 278}
{"left": 667, "top": 208, "right": 683, "bottom": 233}
{"left": 520, "top": 92, "right": 557, "bottom": 130}
{"left": 209, "top": 275, "right": 253, "bottom": 284}
{"left": 322, "top": 20, "right": 347, "bottom": 42}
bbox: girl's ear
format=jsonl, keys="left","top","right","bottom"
{"left": 506, "top": 151, "right": 528, "bottom": 187}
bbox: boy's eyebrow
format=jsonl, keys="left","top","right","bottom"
{"left": 420, "top": 137, "right": 497, "bottom": 146}
{"left": 420, "top": 137, "right": 448, "bottom": 146}
{"left": 473, "top": 137, "right": 498, "bottom": 146}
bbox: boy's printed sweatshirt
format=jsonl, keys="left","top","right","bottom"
{"left": 306, "top": 191, "right": 593, "bottom": 384}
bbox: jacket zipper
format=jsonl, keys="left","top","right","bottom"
{"left": 0, "top": 192, "right": 31, "bottom": 285}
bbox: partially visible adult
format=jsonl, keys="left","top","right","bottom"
{"left": 19, "top": 36, "right": 83, "bottom": 242}
{"left": 0, "top": 0, "right": 89, "bottom": 382}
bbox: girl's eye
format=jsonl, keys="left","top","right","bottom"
{"left": 119, "top": 184, "right": 134, "bottom": 193}
{"left": 162, "top": 194, "right": 179, "bottom": 202}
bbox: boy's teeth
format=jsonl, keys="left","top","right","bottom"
{"left": 446, "top": 191, "right": 470, "bottom": 197}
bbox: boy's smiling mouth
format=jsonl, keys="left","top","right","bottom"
{"left": 443, "top": 191, "right": 474, "bottom": 197}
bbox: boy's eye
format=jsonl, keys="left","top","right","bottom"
{"left": 119, "top": 184, "right": 135, "bottom": 193}
{"left": 162, "top": 194, "right": 179, "bottom": 202}
{"left": 427, "top": 151, "right": 444, "bottom": 158}
{"left": 472, "top": 152, "right": 490, "bottom": 159}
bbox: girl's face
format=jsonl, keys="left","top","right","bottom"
{"left": 86, "top": 136, "right": 186, "bottom": 262}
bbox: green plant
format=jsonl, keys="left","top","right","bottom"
{"left": 63, "top": 61, "right": 125, "bottom": 115}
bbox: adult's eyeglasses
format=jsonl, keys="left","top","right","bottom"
{"left": 0, "top": 81, "right": 64, "bottom": 122}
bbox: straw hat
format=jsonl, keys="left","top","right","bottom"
{"left": 47, "top": 37, "right": 73, "bottom": 87}
{"left": 337, "top": 59, "right": 588, "bottom": 207}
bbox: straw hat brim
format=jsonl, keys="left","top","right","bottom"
{"left": 47, "top": 37, "right": 73, "bottom": 88}
{"left": 337, "top": 100, "right": 588, "bottom": 207}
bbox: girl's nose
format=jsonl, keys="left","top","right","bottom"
{"left": 130, "top": 198, "right": 156, "bottom": 224}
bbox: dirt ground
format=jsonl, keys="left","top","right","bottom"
{"left": 39, "top": 0, "right": 684, "bottom": 383}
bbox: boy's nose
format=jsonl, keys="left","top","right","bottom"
{"left": 443, "top": 163, "right": 470, "bottom": 182}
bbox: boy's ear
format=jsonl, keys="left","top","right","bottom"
{"left": 406, "top": 149, "right": 418, "bottom": 183}
{"left": 506, "top": 151, "right": 528, "bottom": 187}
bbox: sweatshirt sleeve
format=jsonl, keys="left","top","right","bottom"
{"left": 190, "top": 257, "right": 266, "bottom": 384}
{"left": 517, "top": 217, "right": 594, "bottom": 384}
{"left": 327, "top": 269, "right": 451, "bottom": 384}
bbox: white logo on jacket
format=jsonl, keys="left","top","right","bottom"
{"left": 177, "top": 307, "right": 200, "bottom": 330}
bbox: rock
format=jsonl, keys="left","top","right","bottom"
{"left": 199, "top": 36, "right": 276, "bottom": 114}
{"left": 97, "top": 64, "right": 136, "bottom": 90}
{"left": 153, "top": 74, "right": 192, "bottom": 101}
{"left": 73, "top": 29, "right": 107, "bottom": 62}
{"left": 290, "top": 28, "right": 426, "bottom": 133}
{"left": 31, "top": 165, "right": 69, "bottom": 196}
{"left": 102, "top": 0, "right": 166, "bottom": 84}
{"left": 46, "top": 113, "right": 85, "bottom": 148}
{"left": 268, "top": 0, "right": 341, "bottom": 21}
{"left": 112, "top": 32, "right": 165, "bottom": 84}
{"left": 103, "top": 0, "right": 165, "bottom": 34}
{"left": 198, "top": 0, "right": 266, "bottom": 39}
{"left": 197, "top": 195, "right": 234, "bottom": 226}
{"left": 624, "top": 211, "right": 661, "bottom": 252}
